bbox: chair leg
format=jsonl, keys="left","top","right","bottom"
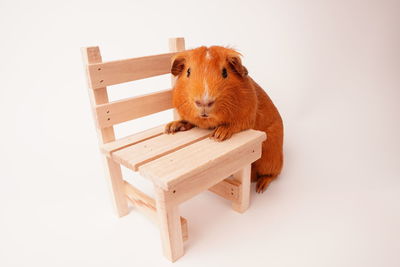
{"left": 232, "top": 164, "right": 252, "bottom": 213}
{"left": 102, "top": 157, "right": 129, "bottom": 217}
{"left": 154, "top": 186, "right": 184, "bottom": 262}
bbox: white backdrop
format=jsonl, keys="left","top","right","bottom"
{"left": 1, "top": 0, "right": 399, "bottom": 266}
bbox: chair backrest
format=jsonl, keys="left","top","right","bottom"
{"left": 82, "top": 37, "right": 185, "bottom": 145}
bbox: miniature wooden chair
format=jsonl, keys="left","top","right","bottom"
{"left": 81, "top": 37, "right": 266, "bottom": 262}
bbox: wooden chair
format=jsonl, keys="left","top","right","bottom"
{"left": 81, "top": 37, "right": 266, "bottom": 262}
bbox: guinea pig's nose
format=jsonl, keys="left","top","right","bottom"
{"left": 195, "top": 100, "right": 215, "bottom": 108}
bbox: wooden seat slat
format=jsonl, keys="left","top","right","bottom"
{"left": 139, "top": 129, "right": 266, "bottom": 190}
{"left": 111, "top": 127, "right": 212, "bottom": 171}
{"left": 101, "top": 124, "right": 166, "bottom": 156}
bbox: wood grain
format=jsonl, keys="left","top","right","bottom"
{"left": 101, "top": 124, "right": 165, "bottom": 156}
{"left": 88, "top": 52, "right": 176, "bottom": 89}
{"left": 208, "top": 178, "right": 241, "bottom": 202}
{"left": 112, "top": 127, "right": 212, "bottom": 171}
{"left": 232, "top": 164, "right": 252, "bottom": 213}
{"left": 139, "top": 129, "right": 266, "bottom": 190}
{"left": 124, "top": 181, "right": 188, "bottom": 242}
{"left": 155, "top": 186, "right": 184, "bottom": 262}
{"left": 82, "top": 46, "right": 129, "bottom": 217}
{"left": 95, "top": 89, "right": 173, "bottom": 128}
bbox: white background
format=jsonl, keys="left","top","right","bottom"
{"left": 1, "top": 0, "right": 399, "bottom": 266}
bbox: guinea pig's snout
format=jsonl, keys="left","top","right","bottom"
{"left": 194, "top": 99, "right": 214, "bottom": 118}
{"left": 194, "top": 100, "right": 214, "bottom": 108}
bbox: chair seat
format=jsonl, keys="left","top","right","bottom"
{"left": 101, "top": 125, "right": 266, "bottom": 190}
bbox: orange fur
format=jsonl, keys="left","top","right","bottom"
{"left": 165, "top": 46, "right": 283, "bottom": 193}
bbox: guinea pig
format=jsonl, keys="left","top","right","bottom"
{"left": 164, "top": 46, "right": 283, "bottom": 193}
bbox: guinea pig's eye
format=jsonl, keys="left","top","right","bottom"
{"left": 187, "top": 68, "right": 191, "bottom": 77}
{"left": 222, "top": 67, "right": 228, "bottom": 78}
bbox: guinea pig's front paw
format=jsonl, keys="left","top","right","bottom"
{"left": 211, "top": 125, "right": 234, "bottom": 141}
{"left": 164, "top": 120, "right": 195, "bottom": 134}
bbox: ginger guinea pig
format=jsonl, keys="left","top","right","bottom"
{"left": 165, "top": 46, "right": 283, "bottom": 193}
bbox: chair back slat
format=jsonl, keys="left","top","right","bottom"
{"left": 87, "top": 52, "right": 176, "bottom": 89}
{"left": 95, "top": 89, "right": 173, "bottom": 128}
{"left": 82, "top": 38, "right": 186, "bottom": 136}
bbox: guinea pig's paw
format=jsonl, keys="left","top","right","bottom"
{"left": 164, "top": 120, "right": 194, "bottom": 134}
{"left": 256, "top": 176, "right": 274, "bottom": 193}
{"left": 211, "top": 125, "right": 234, "bottom": 141}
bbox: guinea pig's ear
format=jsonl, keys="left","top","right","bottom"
{"left": 227, "top": 55, "right": 248, "bottom": 77}
{"left": 171, "top": 55, "right": 186, "bottom": 76}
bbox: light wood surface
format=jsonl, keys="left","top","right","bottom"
{"left": 82, "top": 46, "right": 129, "bottom": 217}
{"left": 112, "top": 127, "right": 211, "bottom": 171}
{"left": 95, "top": 89, "right": 173, "bottom": 128}
{"left": 124, "top": 181, "right": 188, "bottom": 242}
{"left": 124, "top": 181, "right": 157, "bottom": 222}
{"left": 101, "top": 125, "right": 165, "bottom": 156}
{"left": 155, "top": 186, "right": 184, "bottom": 262}
{"left": 209, "top": 178, "right": 241, "bottom": 202}
{"left": 149, "top": 141, "right": 262, "bottom": 205}
{"left": 169, "top": 37, "right": 185, "bottom": 53}
{"left": 87, "top": 52, "right": 176, "bottom": 89}
{"left": 139, "top": 129, "right": 266, "bottom": 190}
{"left": 232, "top": 164, "right": 252, "bottom": 213}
